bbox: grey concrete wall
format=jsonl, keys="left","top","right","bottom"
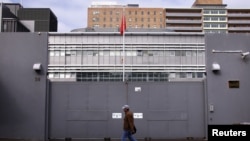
{"left": 205, "top": 33, "right": 250, "bottom": 125}
{"left": 0, "top": 3, "right": 2, "bottom": 32}
{"left": 49, "top": 81, "right": 205, "bottom": 140}
{"left": 0, "top": 33, "right": 48, "bottom": 140}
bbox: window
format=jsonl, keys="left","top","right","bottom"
{"left": 50, "top": 51, "right": 54, "bottom": 56}
{"left": 55, "top": 51, "right": 60, "bottom": 56}
{"left": 115, "top": 51, "right": 120, "bottom": 56}
{"left": 66, "top": 51, "right": 71, "bottom": 56}
{"left": 175, "top": 51, "right": 181, "bottom": 56}
{"left": 54, "top": 73, "right": 59, "bottom": 78}
{"left": 219, "top": 17, "right": 226, "bottom": 21}
{"left": 211, "top": 10, "right": 218, "bottom": 14}
{"left": 48, "top": 73, "right": 54, "bottom": 78}
{"left": 211, "top": 17, "right": 218, "bottom": 21}
{"left": 203, "top": 10, "right": 210, "bottom": 14}
{"left": 93, "top": 51, "right": 98, "bottom": 56}
{"left": 137, "top": 50, "right": 142, "bottom": 56}
{"left": 87, "top": 51, "right": 93, "bottom": 56}
{"left": 186, "top": 51, "right": 191, "bottom": 56}
{"left": 71, "top": 51, "right": 76, "bottom": 56}
{"left": 103, "top": 51, "right": 109, "bottom": 56}
{"left": 110, "top": 51, "right": 115, "bottom": 56}
{"left": 60, "top": 51, "right": 65, "bottom": 56}
{"left": 170, "top": 51, "right": 175, "bottom": 56}
{"left": 180, "top": 72, "right": 186, "bottom": 78}
{"left": 198, "top": 51, "right": 204, "bottom": 56}
{"left": 197, "top": 72, "right": 204, "bottom": 78}
{"left": 93, "top": 11, "right": 99, "bottom": 15}
{"left": 60, "top": 73, "right": 65, "bottom": 78}
{"left": 204, "top": 23, "right": 210, "bottom": 28}
{"left": 186, "top": 73, "right": 193, "bottom": 78}
{"left": 169, "top": 73, "right": 176, "bottom": 78}
{"left": 211, "top": 24, "right": 218, "bottom": 28}
{"left": 65, "top": 73, "right": 71, "bottom": 78}
{"left": 219, "top": 10, "right": 226, "bottom": 14}
{"left": 220, "top": 24, "right": 226, "bottom": 28}
{"left": 204, "top": 17, "right": 210, "bottom": 21}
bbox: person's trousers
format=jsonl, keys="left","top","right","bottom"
{"left": 121, "top": 130, "right": 137, "bottom": 141}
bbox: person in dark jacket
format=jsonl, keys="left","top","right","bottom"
{"left": 121, "top": 105, "right": 137, "bottom": 141}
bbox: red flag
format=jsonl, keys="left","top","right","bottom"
{"left": 120, "top": 14, "right": 126, "bottom": 35}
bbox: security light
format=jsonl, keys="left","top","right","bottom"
{"left": 33, "top": 63, "right": 42, "bottom": 71}
{"left": 212, "top": 63, "right": 220, "bottom": 72}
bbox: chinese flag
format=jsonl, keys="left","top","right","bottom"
{"left": 120, "top": 14, "right": 126, "bottom": 35}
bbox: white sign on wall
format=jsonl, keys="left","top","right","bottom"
{"left": 135, "top": 87, "right": 141, "bottom": 92}
{"left": 134, "top": 113, "right": 143, "bottom": 119}
{"left": 112, "top": 113, "right": 122, "bottom": 119}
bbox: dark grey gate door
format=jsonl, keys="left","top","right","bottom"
{"left": 49, "top": 81, "right": 205, "bottom": 140}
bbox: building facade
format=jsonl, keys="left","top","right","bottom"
{"left": 87, "top": 2, "right": 165, "bottom": 29}
{"left": 0, "top": 3, "right": 57, "bottom": 32}
{"left": 48, "top": 32, "right": 205, "bottom": 82}
{"left": 18, "top": 8, "right": 58, "bottom": 32}
{"left": 165, "top": 8, "right": 203, "bottom": 32}
{"left": 0, "top": 3, "right": 29, "bottom": 32}
{"left": 87, "top": 0, "right": 250, "bottom": 33}
{"left": 166, "top": 0, "right": 250, "bottom": 33}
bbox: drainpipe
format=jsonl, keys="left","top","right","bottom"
{"left": 203, "top": 78, "right": 208, "bottom": 140}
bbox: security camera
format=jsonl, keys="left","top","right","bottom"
{"left": 241, "top": 52, "right": 249, "bottom": 59}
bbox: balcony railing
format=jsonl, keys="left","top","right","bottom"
{"left": 228, "top": 27, "right": 250, "bottom": 31}
{"left": 166, "top": 26, "right": 202, "bottom": 31}
{"left": 228, "top": 20, "right": 250, "bottom": 24}
{"left": 166, "top": 19, "right": 202, "bottom": 24}
{"left": 166, "top": 13, "right": 202, "bottom": 17}
{"left": 228, "top": 13, "right": 250, "bottom": 17}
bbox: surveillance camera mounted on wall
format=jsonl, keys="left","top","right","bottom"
{"left": 241, "top": 52, "right": 249, "bottom": 59}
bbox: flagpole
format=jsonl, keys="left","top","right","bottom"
{"left": 122, "top": 6, "right": 125, "bottom": 82}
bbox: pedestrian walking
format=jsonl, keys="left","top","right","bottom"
{"left": 121, "top": 105, "right": 137, "bottom": 141}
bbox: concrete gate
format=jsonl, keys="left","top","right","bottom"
{"left": 48, "top": 81, "right": 206, "bottom": 140}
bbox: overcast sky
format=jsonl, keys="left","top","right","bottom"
{"left": 4, "top": 0, "right": 250, "bottom": 32}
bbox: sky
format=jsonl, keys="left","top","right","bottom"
{"left": 4, "top": 0, "right": 250, "bottom": 32}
